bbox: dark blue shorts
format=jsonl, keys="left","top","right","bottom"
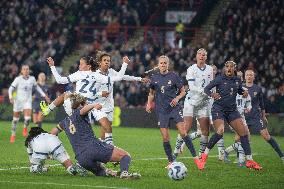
{"left": 76, "top": 139, "right": 114, "bottom": 175}
{"left": 245, "top": 116, "right": 267, "bottom": 133}
{"left": 211, "top": 105, "right": 242, "bottom": 123}
{"left": 156, "top": 107, "right": 183, "bottom": 128}
{"left": 32, "top": 101, "right": 41, "bottom": 114}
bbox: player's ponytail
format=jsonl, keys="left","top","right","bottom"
{"left": 81, "top": 56, "right": 98, "bottom": 71}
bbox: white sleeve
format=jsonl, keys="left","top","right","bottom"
{"left": 122, "top": 75, "right": 142, "bottom": 81}
{"left": 8, "top": 77, "right": 18, "bottom": 99}
{"left": 186, "top": 67, "right": 203, "bottom": 93}
{"left": 51, "top": 66, "right": 83, "bottom": 84}
{"left": 111, "top": 69, "right": 142, "bottom": 81}
{"left": 95, "top": 62, "right": 128, "bottom": 83}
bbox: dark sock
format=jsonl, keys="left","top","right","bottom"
{"left": 37, "top": 122, "right": 42, "bottom": 128}
{"left": 120, "top": 155, "right": 131, "bottom": 172}
{"left": 267, "top": 137, "right": 284, "bottom": 157}
{"left": 240, "top": 135, "right": 251, "bottom": 155}
{"left": 163, "top": 141, "right": 173, "bottom": 162}
{"left": 207, "top": 133, "right": 223, "bottom": 150}
{"left": 182, "top": 135, "right": 197, "bottom": 157}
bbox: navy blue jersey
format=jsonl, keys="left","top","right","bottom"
{"left": 244, "top": 84, "right": 265, "bottom": 119}
{"left": 150, "top": 72, "right": 183, "bottom": 113}
{"left": 33, "top": 84, "right": 49, "bottom": 102}
{"left": 58, "top": 109, "right": 96, "bottom": 157}
{"left": 204, "top": 75, "right": 243, "bottom": 111}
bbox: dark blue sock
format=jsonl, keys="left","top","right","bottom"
{"left": 182, "top": 135, "right": 197, "bottom": 157}
{"left": 240, "top": 135, "right": 251, "bottom": 155}
{"left": 207, "top": 133, "right": 223, "bottom": 150}
{"left": 163, "top": 141, "right": 173, "bottom": 162}
{"left": 37, "top": 122, "right": 42, "bottom": 128}
{"left": 120, "top": 155, "right": 131, "bottom": 172}
{"left": 267, "top": 137, "right": 284, "bottom": 157}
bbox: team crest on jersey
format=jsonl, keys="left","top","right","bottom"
{"left": 158, "top": 122, "right": 160, "bottom": 126}
{"left": 254, "top": 92, "right": 257, "bottom": 96}
{"left": 236, "top": 81, "right": 239, "bottom": 85}
{"left": 168, "top": 80, "right": 172, "bottom": 85}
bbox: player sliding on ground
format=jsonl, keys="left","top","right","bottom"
{"left": 25, "top": 127, "right": 86, "bottom": 175}
{"left": 146, "top": 55, "right": 204, "bottom": 170}
{"left": 46, "top": 93, "right": 141, "bottom": 179}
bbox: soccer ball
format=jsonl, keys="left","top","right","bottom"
{"left": 168, "top": 162, "right": 188, "bottom": 180}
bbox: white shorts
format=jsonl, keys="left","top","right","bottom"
{"left": 30, "top": 134, "right": 70, "bottom": 164}
{"left": 89, "top": 109, "right": 113, "bottom": 123}
{"left": 13, "top": 99, "right": 32, "bottom": 112}
{"left": 183, "top": 100, "right": 210, "bottom": 118}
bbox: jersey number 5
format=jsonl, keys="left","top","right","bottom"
{"left": 79, "top": 79, "right": 96, "bottom": 95}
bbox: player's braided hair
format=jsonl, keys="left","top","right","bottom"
{"left": 81, "top": 56, "right": 97, "bottom": 71}
{"left": 24, "top": 127, "right": 48, "bottom": 147}
{"left": 69, "top": 93, "right": 87, "bottom": 109}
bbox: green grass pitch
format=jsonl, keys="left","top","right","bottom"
{"left": 0, "top": 121, "right": 283, "bottom": 189}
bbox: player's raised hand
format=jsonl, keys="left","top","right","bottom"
{"left": 211, "top": 92, "right": 221, "bottom": 100}
{"left": 123, "top": 56, "right": 130, "bottom": 64}
{"left": 146, "top": 103, "right": 152, "bottom": 113}
{"left": 46, "top": 57, "right": 55, "bottom": 66}
{"left": 141, "top": 78, "right": 150, "bottom": 84}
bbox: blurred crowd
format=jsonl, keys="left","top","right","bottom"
{"left": 0, "top": 0, "right": 283, "bottom": 113}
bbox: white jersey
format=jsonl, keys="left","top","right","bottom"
{"left": 186, "top": 64, "right": 213, "bottom": 106}
{"left": 27, "top": 133, "right": 69, "bottom": 164}
{"left": 50, "top": 63, "right": 128, "bottom": 103}
{"left": 236, "top": 93, "right": 252, "bottom": 116}
{"left": 9, "top": 75, "right": 40, "bottom": 101}
{"left": 94, "top": 68, "right": 141, "bottom": 112}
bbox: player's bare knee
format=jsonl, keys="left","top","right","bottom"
{"left": 216, "top": 126, "right": 224, "bottom": 135}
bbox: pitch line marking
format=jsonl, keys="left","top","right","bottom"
{"left": 0, "top": 180, "right": 131, "bottom": 189}
{"left": 0, "top": 154, "right": 259, "bottom": 171}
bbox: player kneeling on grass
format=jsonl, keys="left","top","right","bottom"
{"left": 25, "top": 127, "right": 86, "bottom": 175}
{"left": 46, "top": 93, "right": 141, "bottom": 179}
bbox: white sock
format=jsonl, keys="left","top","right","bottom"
{"left": 189, "top": 131, "right": 201, "bottom": 140}
{"left": 204, "top": 147, "right": 210, "bottom": 155}
{"left": 104, "top": 133, "right": 113, "bottom": 145}
{"left": 199, "top": 135, "right": 208, "bottom": 156}
{"left": 238, "top": 144, "right": 245, "bottom": 163}
{"left": 246, "top": 155, "right": 253, "bottom": 160}
{"left": 217, "top": 137, "right": 225, "bottom": 158}
{"left": 225, "top": 142, "right": 240, "bottom": 154}
{"left": 11, "top": 117, "right": 19, "bottom": 135}
{"left": 174, "top": 134, "right": 184, "bottom": 154}
{"left": 24, "top": 116, "right": 31, "bottom": 128}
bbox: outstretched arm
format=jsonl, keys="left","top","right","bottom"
{"left": 80, "top": 104, "right": 102, "bottom": 115}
